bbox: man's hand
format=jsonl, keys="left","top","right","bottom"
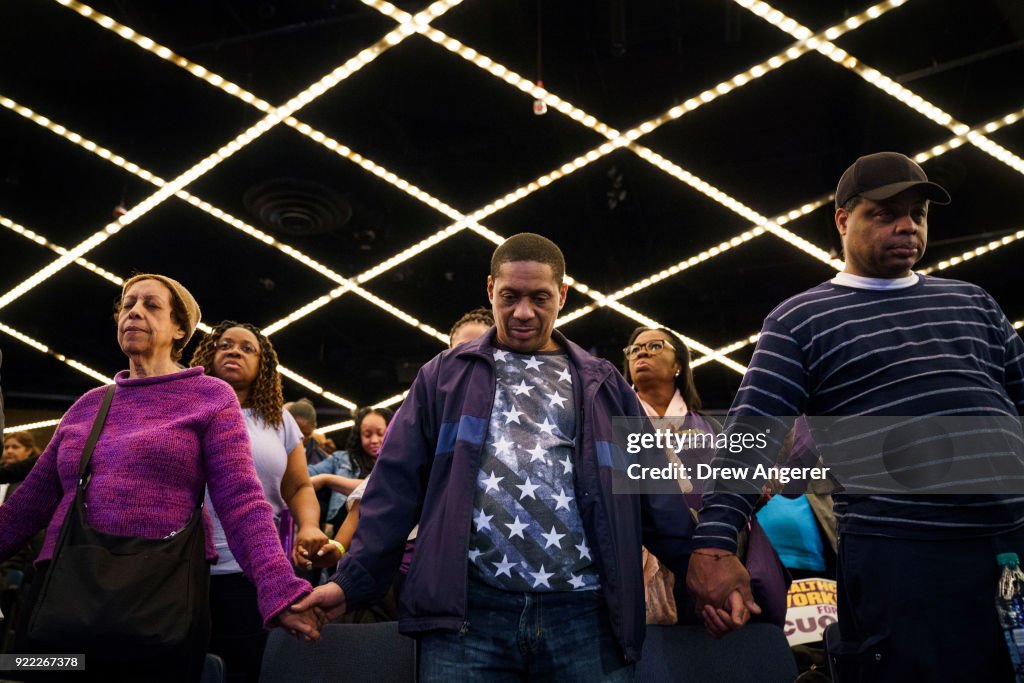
{"left": 277, "top": 604, "right": 326, "bottom": 641}
{"left": 686, "top": 550, "right": 761, "bottom": 638}
{"left": 292, "top": 582, "right": 347, "bottom": 622}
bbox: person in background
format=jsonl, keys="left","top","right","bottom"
{"left": 285, "top": 397, "right": 333, "bottom": 559}
{"left": 308, "top": 407, "right": 393, "bottom": 538}
{"left": 622, "top": 326, "right": 720, "bottom": 476}
{"left": 285, "top": 398, "right": 329, "bottom": 467}
{"left": 191, "top": 321, "right": 329, "bottom": 683}
{"left": 2, "top": 431, "right": 39, "bottom": 471}
{"left": 756, "top": 419, "right": 836, "bottom": 580}
{"left": 1, "top": 431, "right": 44, "bottom": 650}
{"left": 621, "top": 327, "right": 719, "bottom": 625}
{"left": 449, "top": 306, "right": 494, "bottom": 348}
{"left": 315, "top": 407, "right": 397, "bottom": 622}
{"left": 0, "top": 274, "right": 321, "bottom": 682}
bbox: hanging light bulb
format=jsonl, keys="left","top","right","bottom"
{"left": 533, "top": 80, "right": 548, "bottom": 115}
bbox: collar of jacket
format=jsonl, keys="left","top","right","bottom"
{"left": 454, "top": 327, "right": 614, "bottom": 387}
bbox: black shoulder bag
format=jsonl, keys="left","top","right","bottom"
{"left": 28, "top": 384, "right": 210, "bottom": 659}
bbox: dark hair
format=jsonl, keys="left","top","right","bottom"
{"left": 189, "top": 321, "right": 284, "bottom": 428}
{"left": 112, "top": 280, "right": 192, "bottom": 362}
{"left": 621, "top": 326, "right": 702, "bottom": 412}
{"left": 449, "top": 307, "right": 494, "bottom": 346}
{"left": 490, "top": 233, "right": 565, "bottom": 284}
{"left": 347, "top": 407, "right": 395, "bottom": 477}
{"left": 840, "top": 196, "right": 862, "bottom": 213}
{"left": 4, "top": 431, "right": 40, "bottom": 458}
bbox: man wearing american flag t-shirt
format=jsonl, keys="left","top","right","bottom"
{"left": 295, "top": 232, "right": 695, "bottom": 680}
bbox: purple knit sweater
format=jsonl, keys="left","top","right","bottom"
{"left": 0, "top": 367, "right": 310, "bottom": 625}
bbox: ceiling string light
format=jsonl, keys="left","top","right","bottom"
{"left": 0, "top": 213, "right": 124, "bottom": 287}
{"left": 0, "top": 321, "right": 113, "bottom": 384}
{"left": 56, "top": 0, "right": 865, "bottom": 355}
{"left": 688, "top": 102, "right": 1024, "bottom": 366}
{"left": 920, "top": 226, "right": 1024, "bottom": 275}
{"left": 734, "top": 0, "right": 1024, "bottom": 177}
{"left": 25, "top": 0, "right": 1024, "bottom": 379}
{"left": 368, "top": 0, "right": 1024, "bottom": 338}
{"left": 0, "top": 95, "right": 450, "bottom": 344}
{"left": 0, "top": 0, "right": 466, "bottom": 315}
{"left": 364, "top": 0, "right": 899, "bottom": 268}
{"left": 0, "top": 221, "right": 367, "bottom": 411}
{"left": 57, "top": 0, "right": 887, "bottom": 345}
{"left": 3, "top": 419, "right": 63, "bottom": 435}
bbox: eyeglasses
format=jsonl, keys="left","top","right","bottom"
{"left": 214, "top": 339, "right": 259, "bottom": 355}
{"left": 623, "top": 340, "right": 675, "bottom": 359}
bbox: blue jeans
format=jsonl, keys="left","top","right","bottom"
{"left": 418, "top": 579, "right": 635, "bottom": 682}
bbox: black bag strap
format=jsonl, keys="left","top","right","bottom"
{"left": 78, "top": 384, "right": 116, "bottom": 486}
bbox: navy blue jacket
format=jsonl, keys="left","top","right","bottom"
{"left": 332, "top": 328, "right": 694, "bottom": 662}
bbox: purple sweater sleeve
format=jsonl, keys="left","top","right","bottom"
{"left": 202, "top": 402, "right": 311, "bottom": 626}
{"left": 0, "top": 427, "right": 65, "bottom": 561}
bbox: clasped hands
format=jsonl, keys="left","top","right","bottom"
{"left": 291, "top": 524, "right": 339, "bottom": 571}
{"left": 276, "top": 581, "right": 348, "bottom": 641}
{"left": 685, "top": 549, "right": 761, "bottom": 639}
{"left": 279, "top": 582, "right": 349, "bottom": 642}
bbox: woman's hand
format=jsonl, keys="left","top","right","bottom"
{"left": 292, "top": 524, "right": 330, "bottom": 570}
{"left": 309, "top": 539, "right": 342, "bottom": 568}
{"left": 309, "top": 473, "right": 328, "bottom": 491}
{"left": 277, "top": 604, "right": 327, "bottom": 641}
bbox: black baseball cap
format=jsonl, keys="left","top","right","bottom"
{"left": 835, "top": 151, "right": 951, "bottom": 209}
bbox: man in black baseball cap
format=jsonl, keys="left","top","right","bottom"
{"left": 833, "top": 151, "right": 950, "bottom": 280}
{"left": 835, "top": 151, "right": 950, "bottom": 210}
{"left": 687, "top": 152, "right": 1024, "bottom": 682}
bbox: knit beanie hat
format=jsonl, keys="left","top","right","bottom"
{"left": 121, "top": 273, "right": 202, "bottom": 344}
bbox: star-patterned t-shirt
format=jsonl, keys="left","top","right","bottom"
{"left": 468, "top": 347, "right": 600, "bottom": 592}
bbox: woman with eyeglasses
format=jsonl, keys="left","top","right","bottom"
{"left": 622, "top": 326, "right": 720, "bottom": 625}
{"left": 191, "top": 321, "right": 329, "bottom": 683}
{"left": 621, "top": 327, "right": 718, "bottom": 454}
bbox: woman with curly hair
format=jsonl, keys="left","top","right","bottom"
{"left": 191, "top": 320, "right": 328, "bottom": 683}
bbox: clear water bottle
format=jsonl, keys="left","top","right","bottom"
{"left": 997, "top": 552, "right": 1024, "bottom": 682}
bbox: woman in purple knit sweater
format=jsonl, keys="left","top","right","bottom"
{"left": 0, "top": 274, "right": 322, "bottom": 681}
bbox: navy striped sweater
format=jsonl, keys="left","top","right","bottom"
{"left": 695, "top": 275, "right": 1024, "bottom": 549}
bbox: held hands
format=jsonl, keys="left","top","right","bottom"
{"left": 277, "top": 603, "right": 327, "bottom": 641}
{"left": 685, "top": 550, "right": 761, "bottom": 639}
{"left": 291, "top": 582, "right": 348, "bottom": 622}
{"left": 311, "top": 538, "right": 346, "bottom": 568}
{"left": 293, "top": 524, "right": 331, "bottom": 571}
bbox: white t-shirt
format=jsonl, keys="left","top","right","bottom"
{"left": 208, "top": 408, "right": 303, "bottom": 575}
{"left": 349, "top": 472, "right": 418, "bottom": 541}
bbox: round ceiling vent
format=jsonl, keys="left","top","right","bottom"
{"left": 243, "top": 178, "right": 352, "bottom": 237}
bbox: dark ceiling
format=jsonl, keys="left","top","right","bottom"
{"left": 2, "top": 0, "right": 1024, "bottom": 430}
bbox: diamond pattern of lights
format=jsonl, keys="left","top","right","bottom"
{"left": 3, "top": 0, "right": 1023, "bottom": 435}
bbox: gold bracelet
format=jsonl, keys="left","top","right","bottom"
{"left": 328, "top": 539, "right": 347, "bottom": 555}
{"left": 692, "top": 550, "right": 736, "bottom": 560}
